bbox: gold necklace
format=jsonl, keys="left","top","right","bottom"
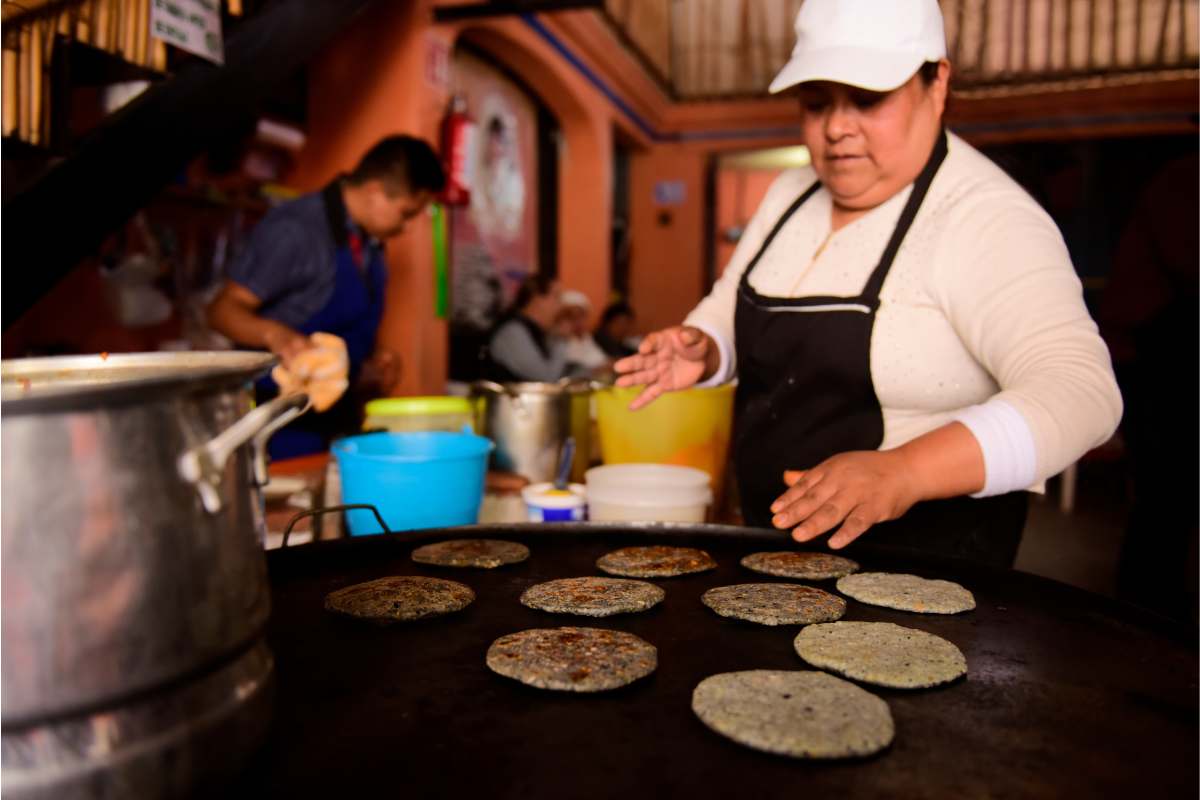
{"left": 786, "top": 229, "right": 834, "bottom": 296}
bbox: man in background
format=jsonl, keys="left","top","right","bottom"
{"left": 207, "top": 134, "right": 445, "bottom": 458}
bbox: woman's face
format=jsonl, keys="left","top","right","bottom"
{"left": 798, "top": 61, "right": 949, "bottom": 212}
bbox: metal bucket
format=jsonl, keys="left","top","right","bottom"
{"left": 1, "top": 352, "right": 309, "bottom": 799}
{"left": 470, "top": 380, "right": 592, "bottom": 483}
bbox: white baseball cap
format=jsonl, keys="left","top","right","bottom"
{"left": 768, "top": 0, "right": 947, "bottom": 94}
{"left": 559, "top": 289, "right": 591, "bottom": 310}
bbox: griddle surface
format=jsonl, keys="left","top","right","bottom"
{"left": 237, "top": 524, "right": 1198, "bottom": 798}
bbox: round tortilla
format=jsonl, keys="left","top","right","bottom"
{"left": 740, "top": 551, "right": 859, "bottom": 580}
{"left": 691, "top": 670, "right": 894, "bottom": 759}
{"left": 836, "top": 572, "right": 976, "bottom": 614}
{"left": 324, "top": 576, "right": 474, "bottom": 623}
{"left": 701, "top": 583, "right": 846, "bottom": 626}
{"left": 411, "top": 539, "right": 530, "bottom": 569}
{"left": 486, "top": 627, "right": 657, "bottom": 692}
{"left": 595, "top": 546, "right": 716, "bottom": 578}
{"left": 520, "top": 577, "right": 665, "bottom": 617}
{"left": 795, "top": 621, "right": 967, "bottom": 689}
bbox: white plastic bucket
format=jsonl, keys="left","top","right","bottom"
{"left": 584, "top": 464, "right": 712, "bottom": 523}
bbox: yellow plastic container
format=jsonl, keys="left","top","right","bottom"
{"left": 594, "top": 384, "right": 735, "bottom": 499}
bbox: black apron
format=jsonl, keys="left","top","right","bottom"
{"left": 732, "top": 131, "right": 1026, "bottom": 567}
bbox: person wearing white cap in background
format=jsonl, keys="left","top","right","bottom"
{"left": 615, "top": 0, "right": 1122, "bottom": 566}
{"left": 554, "top": 290, "right": 611, "bottom": 373}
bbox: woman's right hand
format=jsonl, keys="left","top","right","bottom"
{"left": 613, "top": 325, "right": 717, "bottom": 410}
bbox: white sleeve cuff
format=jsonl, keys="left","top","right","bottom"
{"left": 952, "top": 398, "right": 1038, "bottom": 497}
{"left": 687, "top": 320, "right": 735, "bottom": 388}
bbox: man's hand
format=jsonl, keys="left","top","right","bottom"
{"left": 262, "top": 324, "right": 312, "bottom": 363}
{"left": 613, "top": 326, "right": 717, "bottom": 410}
{"left": 207, "top": 281, "right": 313, "bottom": 363}
{"left": 485, "top": 470, "right": 530, "bottom": 495}
{"left": 359, "top": 349, "right": 401, "bottom": 396}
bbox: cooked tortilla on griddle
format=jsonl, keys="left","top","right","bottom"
{"left": 411, "top": 539, "right": 530, "bottom": 569}
{"left": 324, "top": 576, "right": 474, "bottom": 623}
{"left": 795, "top": 621, "right": 967, "bottom": 689}
{"left": 691, "top": 670, "right": 894, "bottom": 759}
{"left": 595, "top": 546, "right": 716, "bottom": 578}
{"left": 486, "top": 627, "right": 657, "bottom": 692}
{"left": 837, "top": 572, "right": 975, "bottom": 614}
{"left": 740, "top": 551, "right": 859, "bottom": 581}
{"left": 701, "top": 583, "right": 846, "bottom": 626}
{"left": 520, "top": 577, "right": 665, "bottom": 617}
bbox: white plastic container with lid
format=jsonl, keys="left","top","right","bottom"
{"left": 585, "top": 464, "right": 712, "bottom": 523}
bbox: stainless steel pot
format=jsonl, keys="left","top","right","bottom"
{"left": 471, "top": 380, "right": 592, "bottom": 483}
{"left": 1, "top": 352, "right": 307, "bottom": 798}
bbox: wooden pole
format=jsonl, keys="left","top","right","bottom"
{"left": 135, "top": 0, "right": 149, "bottom": 65}
{"left": 152, "top": 36, "right": 167, "bottom": 72}
{"left": 18, "top": 23, "right": 32, "bottom": 142}
{"left": 3, "top": 30, "right": 19, "bottom": 137}
{"left": 29, "top": 19, "right": 43, "bottom": 145}
{"left": 95, "top": 0, "right": 111, "bottom": 51}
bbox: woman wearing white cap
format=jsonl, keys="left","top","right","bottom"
{"left": 615, "top": 0, "right": 1122, "bottom": 565}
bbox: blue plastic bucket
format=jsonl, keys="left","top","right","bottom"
{"left": 331, "top": 431, "right": 494, "bottom": 535}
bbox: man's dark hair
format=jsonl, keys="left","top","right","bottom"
{"left": 600, "top": 301, "right": 634, "bottom": 328}
{"left": 512, "top": 274, "right": 556, "bottom": 312}
{"left": 345, "top": 135, "right": 446, "bottom": 195}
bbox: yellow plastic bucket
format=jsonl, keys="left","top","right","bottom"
{"left": 594, "top": 383, "right": 735, "bottom": 498}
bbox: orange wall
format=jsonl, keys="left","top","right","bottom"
{"left": 289, "top": 4, "right": 816, "bottom": 389}
{"left": 626, "top": 145, "right": 707, "bottom": 334}
{"left": 290, "top": 1, "right": 617, "bottom": 395}
{"left": 625, "top": 135, "right": 799, "bottom": 334}
{"left": 714, "top": 167, "right": 783, "bottom": 279}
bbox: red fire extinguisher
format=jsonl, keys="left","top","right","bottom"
{"left": 440, "top": 94, "right": 475, "bottom": 207}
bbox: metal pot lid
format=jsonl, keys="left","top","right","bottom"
{"left": 471, "top": 379, "right": 595, "bottom": 396}
{"left": 1, "top": 351, "right": 276, "bottom": 412}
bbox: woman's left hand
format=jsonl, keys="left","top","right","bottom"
{"left": 769, "top": 450, "right": 923, "bottom": 549}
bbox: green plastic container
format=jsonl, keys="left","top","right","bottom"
{"left": 363, "top": 396, "right": 475, "bottom": 434}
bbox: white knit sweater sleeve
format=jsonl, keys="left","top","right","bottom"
{"left": 685, "top": 169, "right": 810, "bottom": 386}
{"left": 931, "top": 187, "right": 1123, "bottom": 487}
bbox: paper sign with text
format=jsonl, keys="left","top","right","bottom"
{"left": 151, "top": 0, "right": 224, "bottom": 65}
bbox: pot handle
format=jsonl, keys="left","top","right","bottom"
{"left": 470, "top": 379, "right": 509, "bottom": 397}
{"left": 280, "top": 503, "right": 391, "bottom": 548}
{"left": 178, "top": 392, "right": 312, "bottom": 514}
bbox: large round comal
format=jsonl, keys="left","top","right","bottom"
{"left": 333, "top": 431, "right": 494, "bottom": 535}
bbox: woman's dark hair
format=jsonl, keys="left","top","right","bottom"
{"left": 512, "top": 274, "right": 556, "bottom": 312}
{"left": 600, "top": 302, "right": 634, "bottom": 327}
{"left": 918, "top": 61, "right": 950, "bottom": 113}
{"left": 346, "top": 134, "right": 446, "bottom": 195}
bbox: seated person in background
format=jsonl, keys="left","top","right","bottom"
{"left": 594, "top": 301, "right": 639, "bottom": 359}
{"left": 484, "top": 275, "right": 589, "bottom": 383}
{"left": 555, "top": 290, "right": 610, "bottom": 373}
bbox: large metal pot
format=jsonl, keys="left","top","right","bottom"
{"left": 471, "top": 380, "right": 592, "bottom": 483}
{"left": 0, "top": 352, "right": 307, "bottom": 798}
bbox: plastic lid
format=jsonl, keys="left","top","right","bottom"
{"left": 365, "top": 396, "right": 473, "bottom": 417}
{"left": 586, "top": 483, "right": 712, "bottom": 508}
{"left": 585, "top": 463, "right": 712, "bottom": 490}
{"left": 522, "top": 482, "right": 587, "bottom": 509}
